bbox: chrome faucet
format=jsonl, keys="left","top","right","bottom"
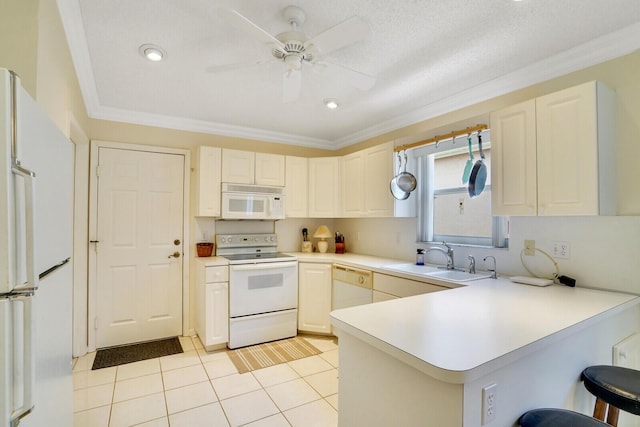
{"left": 467, "top": 255, "right": 476, "bottom": 274}
{"left": 483, "top": 256, "right": 497, "bottom": 279}
{"left": 426, "top": 241, "right": 454, "bottom": 270}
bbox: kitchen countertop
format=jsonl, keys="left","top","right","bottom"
{"left": 199, "top": 251, "right": 639, "bottom": 385}
{"left": 285, "top": 252, "right": 469, "bottom": 288}
{"left": 330, "top": 277, "right": 639, "bottom": 384}
{"left": 193, "top": 256, "right": 229, "bottom": 267}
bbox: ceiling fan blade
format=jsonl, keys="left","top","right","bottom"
{"left": 304, "top": 16, "right": 371, "bottom": 56}
{"left": 218, "top": 8, "right": 285, "bottom": 49}
{"left": 205, "top": 59, "right": 276, "bottom": 74}
{"left": 315, "top": 61, "right": 376, "bottom": 91}
{"left": 282, "top": 69, "right": 301, "bottom": 103}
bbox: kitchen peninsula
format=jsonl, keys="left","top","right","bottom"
{"left": 330, "top": 277, "right": 639, "bottom": 426}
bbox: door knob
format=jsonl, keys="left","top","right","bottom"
{"left": 168, "top": 251, "right": 181, "bottom": 259}
{"left": 174, "top": 239, "right": 181, "bottom": 245}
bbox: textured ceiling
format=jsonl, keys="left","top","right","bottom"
{"left": 57, "top": 0, "right": 640, "bottom": 149}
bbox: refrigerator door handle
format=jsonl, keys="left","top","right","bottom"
{"left": 39, "top": 257, "right": 70, "bottom": 280}
{"left": 10, "top": 294, "right": 35, "bottom": 427}
{"left": 11, "top": 162, "right": 38, "bottom": 293}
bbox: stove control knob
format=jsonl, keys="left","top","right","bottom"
{"left": 269, "top": 236, "right": 275, "bottom": 242}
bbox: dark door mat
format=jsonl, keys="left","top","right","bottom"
{"left": 92, "top": 337, "right": 183, "bottom": 370}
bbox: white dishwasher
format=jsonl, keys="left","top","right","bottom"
{"left": 332, "top": 264, "right": 373, "bottom": 311}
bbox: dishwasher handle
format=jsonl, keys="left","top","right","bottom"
{"left": 332, "top": 264, "right": 371, "bottom": 275}
{"left": 332, "top": 264, "right": 373, "bottom": 289}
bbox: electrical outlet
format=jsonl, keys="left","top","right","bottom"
{"left": 482, "top": 383, "right": 497, "bottom": 424}
{"left": 524, "top": 240, "right": 535, "bottom": 256}
{"left": 553, "top": 241, "right": 570, "bottom": 259}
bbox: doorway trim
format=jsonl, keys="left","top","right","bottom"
{"left": 87, "top": 140, "right": 191, "bottom": 352}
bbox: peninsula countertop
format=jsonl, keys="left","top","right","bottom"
{"left": 330, "top": 277, "right": 638, "bottom": 384}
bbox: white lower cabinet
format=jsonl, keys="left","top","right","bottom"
{"left": 195, "top": 261, "right": 229, "bottom": 350}
{"left": 373, "top": 273, "right": 447, "bottom": 298}
{"left": 372, "top": 290, "right": 399, "bottom": 302}
{"left": 297, "top": 262, "right": 332, "bottom": 334}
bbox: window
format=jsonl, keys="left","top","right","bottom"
{"left": 414, "top": 131, "right": 508, "bottom": 248}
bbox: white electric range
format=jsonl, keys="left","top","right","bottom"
{"left": 215, "top": 233, "right": 298, "bottom": 349}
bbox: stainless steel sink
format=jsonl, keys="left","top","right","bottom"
{"left": 425, "top": 269, "right": 492, "bottom": 282}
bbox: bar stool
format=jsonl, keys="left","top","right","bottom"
{"left": 582, "top": 365, "right": 640, "bottom": 426}
{"left": 519, "top": 408, "right": 610, "bottom": 426}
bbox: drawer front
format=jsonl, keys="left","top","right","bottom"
{"left": 373, "top": 273, "right": 446, "bottom": 298}
{"left": 205, "top": 266, "right": 229, "bottom": 283}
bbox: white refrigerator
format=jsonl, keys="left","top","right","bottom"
{"left": 0, "top": 69, "right": 73, "bottom": 426}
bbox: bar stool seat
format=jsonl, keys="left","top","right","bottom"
{"left": 582, "top": 365, "right": 640, "bottom": 426}
{"left": 520, "top": 408, "right": 610, "bottom": 427}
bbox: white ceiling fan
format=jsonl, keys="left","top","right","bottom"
{"left": 208, "top": 5, "right": 376, "bottom": 103}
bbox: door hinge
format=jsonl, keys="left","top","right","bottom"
{"left": 96, "top": 165, "right": 102, "bottom": 177}
{"left": 94, "top": 317, "right": 99, "bottom": 330}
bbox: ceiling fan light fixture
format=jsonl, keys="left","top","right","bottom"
{"left": 324, "top": 98, "right": 339, "bottom": 110}
{"left": 284, "top": 53, "right": 306, "bottom": 71}
{"left": 139, "top": 44, "right": 166, "bottom": 62}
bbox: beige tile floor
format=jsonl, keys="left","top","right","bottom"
{"left": 72, "top": 335, "right": 339, "bottom": 427}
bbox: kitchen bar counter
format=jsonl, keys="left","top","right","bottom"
{"left": 301, "top": 253, "right": 640, "bottom": 426}
{"left": 331, "top": 279, "right": 638, "bottom": 383}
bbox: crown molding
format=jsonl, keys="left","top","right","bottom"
{"left": 91, "top": 106, "right": 333, "bottom": 149}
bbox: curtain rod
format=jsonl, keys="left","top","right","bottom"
{"left": 393, "top": 124, "right": 488, "bottom": 152}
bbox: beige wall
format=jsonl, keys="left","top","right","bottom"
{"left": 0, "top": 0, "right": 39, "bottom": 96}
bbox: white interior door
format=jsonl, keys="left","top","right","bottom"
{"left": 95, "top": 147, "right": 184, "bottom": 348}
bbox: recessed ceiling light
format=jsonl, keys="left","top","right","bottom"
{"left": 139, "top": 44, "right": 166, "bottom": 62}
{"left": 324, "top": 99, "right": 339, "bottom": 110}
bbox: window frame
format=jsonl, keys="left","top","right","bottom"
{"left": 413, "top": 131, "right": 508, "bottom": 248}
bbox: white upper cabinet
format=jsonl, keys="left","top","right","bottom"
{"left": 221, "top": 149, "right": 285, "bottom": 186}
{"left": 491, "top": 100, "right": 538, "bottom": 215}
{"left": 308, "top": 157, "right": 341, "bottom": 218}
{"left": 536, "top": 81, "right": 615, "bottom": 215}
{"left": 491, "top": 81, "right": 615, "bottom": 216}
{"left": 195, "top": 146, "right": 222, "bottom": 217}
{"left": 364, "top": 142, "right": 395, "bottom": 216}
{"left": 342, "top": 141, "right": 395, "bottom": 217}
{"left": 285, "top": 156, "right": 308, "bottom": 218}
{"left": 221, "top": 148, "right": 254, "bottom": 184}
{"left": 255, "top": 152, "right": 285, "bottom": 186}
{"left": 341, "top": 151, "right": 365, "bottom": 217}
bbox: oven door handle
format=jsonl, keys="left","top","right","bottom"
{"left": 230, "top": 261, "right": 298, "bottom": 271}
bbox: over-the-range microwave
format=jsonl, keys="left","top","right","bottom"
{"left": 221, "top": 183, "right": 285, "bottom": 220}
